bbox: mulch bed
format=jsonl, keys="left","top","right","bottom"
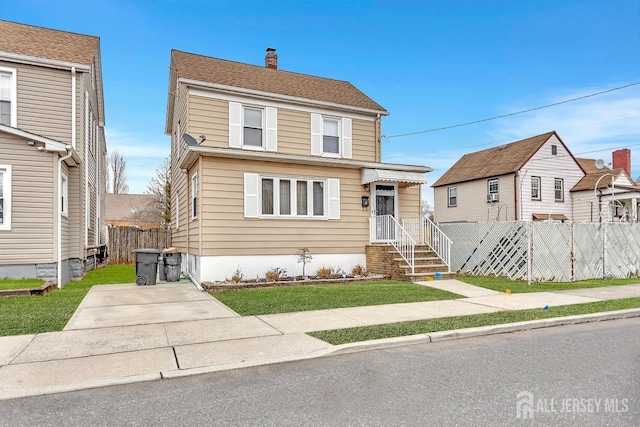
{"left": 0, "top": 282, "right": 56, "bottom": 298}
{"left": 203, "top": 275, "right": 390, "bottom": 292}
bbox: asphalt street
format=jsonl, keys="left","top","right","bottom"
{"left": 1, "top": 317, "right": 638, "bottom": 426}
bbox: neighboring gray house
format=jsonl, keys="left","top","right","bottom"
{"left": 433, "top": 131, "right": 639, "bottom": 224}
{"left": 0, "top": 20, "right": 107, "bottom": 285}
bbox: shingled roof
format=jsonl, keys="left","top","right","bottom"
{"left": 432, "top": 131, "right": 559, "bottom": 188}
{"left": 0, "top": 19, "right": 98, "bottom": 65}
{"left": 170, "top": 49, "right": 387, "bottom": 113}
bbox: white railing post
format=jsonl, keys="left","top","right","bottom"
{"left": 371, "top": 214, "right": 416, "bottom": 274}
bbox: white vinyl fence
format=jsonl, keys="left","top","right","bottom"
{"left": 439, "top": 221, "right": 640, "bottom": 282}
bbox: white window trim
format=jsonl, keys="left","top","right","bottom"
{"left": 61, "top": 171, "right": 69, "bottom": 217}
{"left": 242, "top": 105, "right": 266, "bottom": 150}
{"left": 311, "top": 113, "right": 352, "bottom": 159}
{"left": 191, "top": 172, "right": 198, "bottom": 219}
{"left": 0, "top": 165, "right": 12, "bottom": 230}
{"left": 0, "top": 66, "right": 18, "bottom": 127}
{"left": 554, "top": 178, "right": 564, "bottom": 202}
{"left": 245, "top": 173, "right": 340, "bottom": 220}
{"left": 531, "top": 176, "right": 541, "bottom": 200}
{"left": 447, "top": 186, "right": 457, "bottom": 207}
{"left": 488, "top": 178, "right": 499, "bottom": 195}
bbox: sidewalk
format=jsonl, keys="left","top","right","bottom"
{"left": 1, "top": 280, "right": 640, "bottom": 400}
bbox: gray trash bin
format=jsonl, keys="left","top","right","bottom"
{"left": 158, "top": 256, "right": 166, "bottom": 281}
{"left": 132, "top": 249, "right": 161, "bottom": 286}
{"left": 164, "top": 252, "right": 182, "bottom": 282}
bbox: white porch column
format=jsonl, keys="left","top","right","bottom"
{"left": 633, "top": 197, "right": 638, "bottom": 222}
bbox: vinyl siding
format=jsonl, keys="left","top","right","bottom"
{"left": 186, "top": 92, "right": 377, "bottom": 161}
{"left": 572, "top": 189, "right": 598, "bottom": 222}
{"left": 0, "top": 132, "right": 55, "bottom": 263}
{"left": 199, "top": 157, "right": 372, "bottom": 256}
{"left": 519, "top": 135, "right": 583, "bottom": 221}
{"left": 170, "top": 82, "right": 189, "bottom": 251}
{"left": 398, "top": 184, "right": 421, "bottom": 218}
{"left": 61, "top": 162, "right": 70, "bottom": 259}
{"left": 0, "top": 61, "right": 73, "bottom": 145}
{"left": 434, "top": 174, "right": 517, "bottom": 223}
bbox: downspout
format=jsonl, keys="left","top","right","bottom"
{"left": 57, "top": 146, "right": 74, "bottom": 288}
{"left": 186, "top": 269, "right": 203, "bottom": 291}
{"left": 71, "top": 67, "right": 76, "bottom": 149}
{"left": 84, "top": 92, "right": 89, "bottom": 249}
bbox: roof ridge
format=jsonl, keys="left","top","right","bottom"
{"left": 171, "top": 48, "right": 354, "bottom": 85}
{"left": 0, "top": 19, "right": 99, "bottom": 40}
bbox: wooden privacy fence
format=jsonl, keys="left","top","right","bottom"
{"left": 108, "top": 226, "right": 172, "bottom": 264}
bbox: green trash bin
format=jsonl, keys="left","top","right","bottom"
{"left": 132, "top": 249, "right": 161, "bottom": 286}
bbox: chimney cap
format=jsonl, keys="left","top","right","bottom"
{"left": 266, "top": 47, "right": 276, "bottom": 52}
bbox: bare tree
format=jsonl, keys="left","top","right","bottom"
{"left": 145, "top": 157, "right": 171, "bottom": 227}
{"left": 108, "top": 150, "right": 129, "bottom": 194}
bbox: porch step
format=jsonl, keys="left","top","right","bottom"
{"left": 393, "top": 257, "right": 442, "bottom": 265}
{"left": 405, "top": 271, "right": 457, "bottom": 281}
{"left": 400, "top": 264, "right": 450, "bottom": 273}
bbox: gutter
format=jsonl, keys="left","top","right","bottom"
{"left": 0, "top": 51, "right": 90, "bottom": 72}
{"left": 57, "top": 146, "right": 74, "bottom": 288}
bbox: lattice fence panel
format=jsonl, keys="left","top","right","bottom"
{"left": 572, "top": 223, "right": 604, "bottom": 281}
{"left": 605, "top": 223, "right": 640, "bottom": 278}
{"left": 444, "top": 222, "right": 529, "bottom": 280}
{"left": 531, "top": 223, "right": 571, "bottom": 282}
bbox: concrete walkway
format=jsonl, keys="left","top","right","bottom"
{"left": 1, "top": 280, "right": 640, "bottom": 400}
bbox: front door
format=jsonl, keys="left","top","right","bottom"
{"left": 374, "top": 183, "right": 397, "bottom": 241}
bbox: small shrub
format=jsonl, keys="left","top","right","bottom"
{"left": 265, "top": 267, "right": 287, "bottom": 282}
{"left": 226, "top": 266, "right": 244, "bottom": 284}
{"left": 316, "top": 266, "right": 332, "bottom": 278}
{"left": 296, "top": 248, "right": 313, "bottom": 277}
{"left": 331, "top": 266, "right": 347, "bottom": 278}
{"left": 352, "top": 264, "right": 366, "bottom": 276}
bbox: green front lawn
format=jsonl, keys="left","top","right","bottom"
{"left": 309, "top": 297, "right": 640, "bottom": 345}
{"left": 0, "top": 278, "right": 46, "bottom": 291}
{"left": 212, "top": 280, "right": 462, "bottom": 316}
{"left": 457, "top": 275, "right": 640, "bottom": 293}
{"left": 0, "top": 264, "right": 135, "bottom": 336}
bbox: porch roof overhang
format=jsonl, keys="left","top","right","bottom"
{"left": 532, "top": 213, "right": 568, "bottom": 221}
{"left": 179, "top": 146, "right": 432, "bottom": 175}
{"left": 361, "top": 168, "right": 427, "bottom": 187}
{"left": 0, "top": 124, "right": 80, "bottom": 166}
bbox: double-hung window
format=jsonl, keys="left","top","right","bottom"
{"left": 191, "top": 173, "right": 198, "bottom": 219}
{"left": 322, "top": 117, "right": 340, "bottom": 154}
{"left": 554, "top": 178, "right": 564, "bottom": 202}
{"left": 229, "top": 102, "right": 277, "bottom": 151}
{"left": 243, "top": 106, "right": 263, "bottom": 147}
{"left": 0, "top": 68, "right": 17, "bottom": 127}
{"left": 531, "top": 177, "right": 541, "bottom": 200}
{"left": 246, "top": 174, "right": 339, "bottom": 220}
{"left": 488, "top": 179, "right": 499, "bottom": 200}
{"left": 61, "top": 172, "right": 68, "bottom": 217}
{"left": 311, "top": 113, "right": 352, "bottom": 158}
{"left": 0, "top": 165, "right": 11, "bottom": 230}
{"left": 447, "top": 187, "right": 457, "bottom": 207}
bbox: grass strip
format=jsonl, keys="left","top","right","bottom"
{"left": 0, "top": 264, "right": 135, "bottom": 336}
{"left": 309, "top": 297, "right": 640, "bottom": 345}
{"left": 0, "top": 279, "right": 46, "bottom": 291}
{"left": 212, "top": 280, "right": 462, "bottom": 316}
{"left": 457, "top": 275, "right": 640, "bottom": 293}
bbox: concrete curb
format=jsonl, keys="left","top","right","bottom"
{"left": 328, "top": 308, "right": 640, "bottom": 355}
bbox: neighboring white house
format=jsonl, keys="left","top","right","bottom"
{"left": 433, "top": 131, "right": 640, "bottom": 223}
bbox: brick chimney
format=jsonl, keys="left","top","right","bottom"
{"left": 265, "top": 47, "right": 277, "bottom": 70}
{"left": 612, "top": 149, "right": 631, "bottom": 175}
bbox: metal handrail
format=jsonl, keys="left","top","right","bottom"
{"left": 370, "top": 215, "right": 416, "bottom": 274}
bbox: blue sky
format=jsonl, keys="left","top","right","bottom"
{"left": 3, "top": 0, "right": 639, "bottom": 205}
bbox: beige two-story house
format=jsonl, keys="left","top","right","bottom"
{"left": 0, "top": 20, "right": 107, "bottom": 286}
{"left": 166, "top": 48, "right": 431, "bottom": 283}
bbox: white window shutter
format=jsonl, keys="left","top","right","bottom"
{"left": 244, "top": 173, "right": 259, "bottom": 218}
{"left": 229, "top": 102, "right": 242, "bottom": 148}
{"left": 311, "top": 113, "right": 322, "bottom": 155}
{"left": 342, "top": 118, "right": 352, "bottom": 159}
{"left": 327, "top": 178, "right": 340, "bottom": 219}
{"left": 265, "top": 107, "right": 277, "bottom": 152}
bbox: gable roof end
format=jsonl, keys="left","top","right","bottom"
{"left": 432, "top": 131, "right": 562, "bottom": 187}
